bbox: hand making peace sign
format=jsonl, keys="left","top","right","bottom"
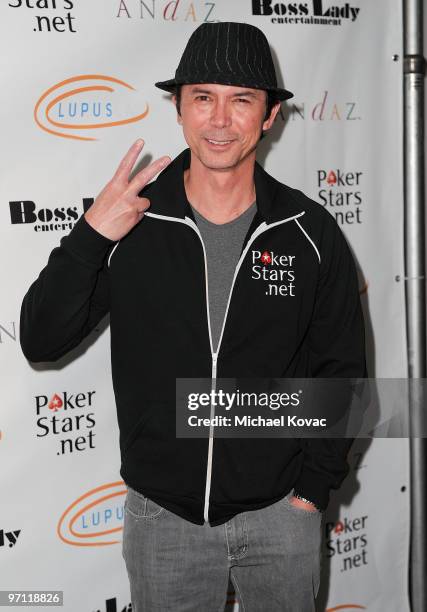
{"left": 84, "top": 139, "right": 171, "bottom": 241}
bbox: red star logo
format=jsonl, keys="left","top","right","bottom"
{"left": 327, "top": 170, "right": 337, "bottom": 186}
{"left": 261, "top": 251, "right": 272, "bottom": 264}
{"left": 48, "top": 393, "right": 63, "bottom": 412}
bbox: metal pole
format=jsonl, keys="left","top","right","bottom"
{"left": 403, "top": 0, "right": 427, "bottom": 609}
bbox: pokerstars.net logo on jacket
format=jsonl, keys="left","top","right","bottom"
{"left": 252, "top": 0, "right": 360, "bottom": 25}
{"left": 251, "top": 250, "right": 296, "bottom": 297}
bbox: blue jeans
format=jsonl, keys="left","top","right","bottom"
{"left": 122, "top": 485, "right": 322, "bottom": 612}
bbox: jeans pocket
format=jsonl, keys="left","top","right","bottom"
{"left": 283, "top": 489, "right": 321, "bottom": 518}
{"left": 124, "top": 485, "right": 166, "bottom": 520}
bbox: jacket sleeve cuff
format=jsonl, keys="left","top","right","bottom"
{"left": 61, "top": 214, "right": 116, "bottom": 267}
{"left": 293, "top": 466, "right": 332, "bottom": 511}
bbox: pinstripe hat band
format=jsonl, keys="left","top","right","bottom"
{"left": 155, "top": 22, "right": 293, "bottom": 101}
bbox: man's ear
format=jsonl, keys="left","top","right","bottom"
{"left": 262, "top": 102, "right": 281, "bottom": 133}
{"left": 172, "top": 94, "right": 183, "bottom": 125}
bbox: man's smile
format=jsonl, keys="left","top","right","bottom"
{"left": 204, "top": 137, "right": 236, "bottom": 148}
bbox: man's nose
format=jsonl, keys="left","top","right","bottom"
{"left": 210, "top": 100, "right": 232, "bottom": 128}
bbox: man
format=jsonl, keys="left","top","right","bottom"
{"left": 20, "top": 22, "right": 366, "bottom": 612}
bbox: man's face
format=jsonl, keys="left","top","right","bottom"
{"left": 174, "top": 83, "right": 280, "bottom": 171}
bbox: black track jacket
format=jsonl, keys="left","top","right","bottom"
{"left": 20, "top": 148, "right": 366, "bottom": 526}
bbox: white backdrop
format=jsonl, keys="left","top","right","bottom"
{"left": 0, "top": 1, "right": 409, "bottom": 611}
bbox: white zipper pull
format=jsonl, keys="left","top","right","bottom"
{"left": 212, "top": 353, "right": 218, "bottom": 379}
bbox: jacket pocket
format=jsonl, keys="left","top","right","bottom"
{"left": 121, "top": 407, "right": 154, "bottom": 456}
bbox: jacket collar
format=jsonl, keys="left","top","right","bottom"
{"left": 144, "top": 148, "right": 304, "bottom": 224}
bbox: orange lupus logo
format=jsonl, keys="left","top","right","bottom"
{"left": 57, "top": 481, "right": 127, "bottom": 546}
{"left": 34, "top": 74, "right": 149, "bottom": 141}
{"left": 326, "top": 606, "right": 366, "bottom": 611}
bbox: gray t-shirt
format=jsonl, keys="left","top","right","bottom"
{"left": 190, "top": 201, "right": 257, "bottom": 353}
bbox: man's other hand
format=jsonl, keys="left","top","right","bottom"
{"left": 85, "top": 139, "right": 171, "bottom": 241}
{"left": 289, "top": 496, "right": 319, "bottom": 513}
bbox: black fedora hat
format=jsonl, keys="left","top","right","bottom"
{"left": 155, "top": 21, "right": 294, "bottom": 101}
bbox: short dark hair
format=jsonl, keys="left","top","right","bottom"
{"left": 174, "top": 84, "right": 280, "bottom": 128}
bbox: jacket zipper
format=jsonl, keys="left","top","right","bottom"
{"left": 144, "top": 210, "right": 305, "bottom": 523}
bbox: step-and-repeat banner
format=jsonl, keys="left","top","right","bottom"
{"left": 1, "top": 2, "right": 409, "bottom": 611}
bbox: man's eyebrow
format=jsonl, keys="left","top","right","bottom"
{"left": 233, "top": 91, "right": 259, "bottom": 98}
{"left": 189, "top": 87, "right": 260, "bottom": 98}
{"left": 190, "top": 87, "right": 214, "bottom": 95}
